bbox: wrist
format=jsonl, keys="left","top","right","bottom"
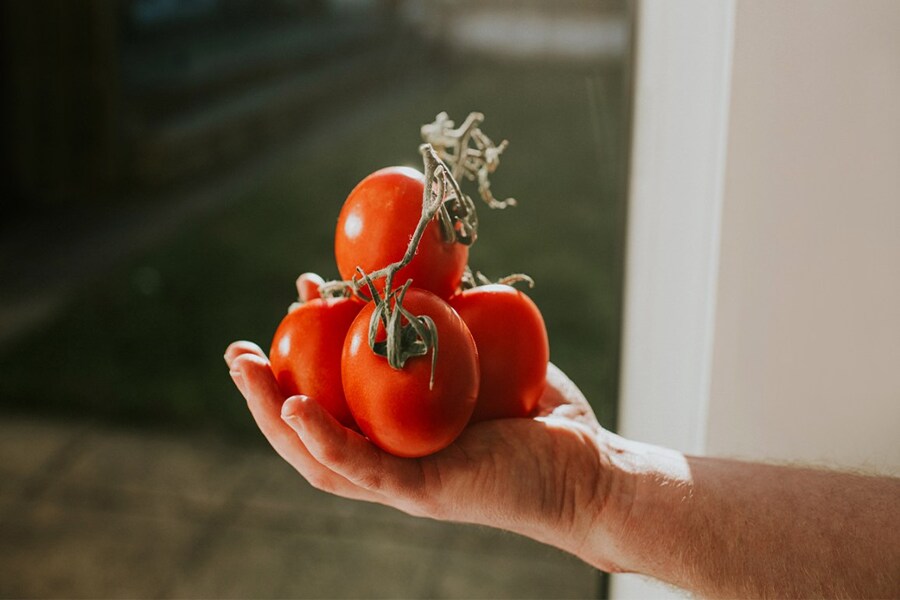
{"left": 577, "top": 432, "right": 694, "bottom": 577}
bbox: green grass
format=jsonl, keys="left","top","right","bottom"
{"left": 0, "top": 63, "right": 629, "bottom": 440}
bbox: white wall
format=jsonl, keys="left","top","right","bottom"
{"left": 614, "top": 0, "right": 900, "bottom": 597}
{"left": 708, "top": 0, "right": 900, "bottom": 473}
{"left": 617, "top": 0, "right": 735, "bottom": 457}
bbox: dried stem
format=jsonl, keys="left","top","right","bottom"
{"left": 461, "top": 267, "right": 535, "bottom": 291}
{"left": 351, "top": 143, "right": 471, "bottom": 388}
{"left": 317, "top": 113, "right": 514, "bottom": 387}
{"left": 422, "top": 111, "right": 516, "bottom": 209}
{"left": 350, "top": 144, "right": 470, "bottom": 290}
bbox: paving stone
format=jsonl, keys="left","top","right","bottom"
{"left": 0, "top": 416, "right": 600, "bottom": 599}
{"left": 236, "top": 451, "right": 454, "bottom": 548}
{"left": 239, "top": 451, "right": 363, "bottom": 516}
{"left": 424, "top": 537, "right": 598, "bottom": 600}
{"left": 236, "top": 500, "right": 453, "bottom": 551}
{"left": 0, "top": 477, "right": 19, "bottom": 519}
{"left": 42, "top": 426, "right": 260, "bottom": 520}
{"left": 234, "top": 454, "right": 596, "bottom": 598}
{"left": 443, "top": 522, "right": 579, "bottom": 561}
{"left": 240, "top": 450, "right": 436, "bottom": 526}
{"left": 166, "top": 524, "right": 435, "bottom": 599}
{"left": 0, "top": 499, "right": 200, "bottom": 598}
{"left": 0, "top": 417, "right": 82, "bottom": 479}
{"left": 0, "top": 417, "right": 86, "bottom": 527}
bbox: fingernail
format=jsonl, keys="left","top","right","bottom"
{"left": 282, "top": 412, "right": 304, "bottom": 436}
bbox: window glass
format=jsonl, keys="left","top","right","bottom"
{"left": 0, "top": 1, "right": 632, "bottom": 597}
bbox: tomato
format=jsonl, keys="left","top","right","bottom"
{"left": 449, "top": 284, "right": 549, "bottom": 422}
{"left": 335, "top": 167, "right": 468, "bottom": 299}
{"left": 342, "top": 288, "right": 479, "bottom": 457}
{"left": 270, "top": 296, "right": 363, "bottom": 428}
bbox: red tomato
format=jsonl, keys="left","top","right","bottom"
{"left": 342, "top": 288, "right": 479, "bottom": 458}
{"left": 449, "top": 284, "right": 549, "bottom": 422}
{"left": 270, "top": 296, "right": 363, "bottom": 428}
{"left": 334, "top": 167, "right": 468, "bottom": 299}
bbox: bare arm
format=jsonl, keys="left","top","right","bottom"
{"left": 595, "top": 438, "right": 900, "bottom": 598}
{"left": 226, "top": 341, "right": 900, "bottom": 598}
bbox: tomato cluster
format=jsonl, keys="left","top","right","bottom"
{"left": 269, "top": 123, "right": 549, "bottom": 458}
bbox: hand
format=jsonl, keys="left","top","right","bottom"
{"left": 227, "top": 338, "right": 900, "bottom": 597}
{"left": 225, "top": 341, "right": 621, "bottom": 568}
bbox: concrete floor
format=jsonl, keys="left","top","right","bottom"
{"left": 0, "top": 416, "right": 599, "bottom": 598}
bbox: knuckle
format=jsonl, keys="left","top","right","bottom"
{"left": 401, "top": 492, "right": 444, "bottom": 519}
{"left": 354, "top": 470, "right": 384, "bottom": 493}
{"left": 417, "top": 489, "right": 446, "bottom": 519}
{"left": 306, "top": 471, "right": 335, "bottom": 493}
{"left": 319, "top": 443, "right": 346, "bottom": 466}
{"left": 391, "top": 480, "right": 443, "bottom": 518}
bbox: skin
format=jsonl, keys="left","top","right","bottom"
{"left": 225, "top": 341, "right": 900, "bottom": 598}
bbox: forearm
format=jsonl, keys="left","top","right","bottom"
{"left": 585, "top": 434, "right": 900, "bottom": 598}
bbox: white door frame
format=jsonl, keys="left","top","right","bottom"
{"left": 612, "top": 1, "right": 736, "bottom": 597}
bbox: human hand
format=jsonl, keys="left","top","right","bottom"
{"left": 228, "top": 330, "right": 900, "bottom": 597}
{"left": 225, "top": 341, "right": 623, "bottom": 570}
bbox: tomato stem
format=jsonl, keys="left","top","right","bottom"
{"left": 321, "top": 113, "right": 517, "bottom": 384}
{"left": 321, "top": 112, "right": 514, "bottom": 299}
{"left": 352, "top": 144, "right": 473, "bottom": 293}
{"left": 497, "top": 273, "right": 535, "bottom": 288}
{"left": 362, "top": 273, "right": 439, "bottom": 390}
{"left": 318, "top": 279, "right": 357, "bottom": 299}
{"left": 421, "top": 111, "right": 516, "bottom": 210}
{"left": 460, "top": 267, "right": 535, "bottom": 290}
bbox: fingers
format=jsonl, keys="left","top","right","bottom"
{"left": 296, "top": 272, "right": 325, "bottom": 302}
{"left": 534, "top": 363, "right": 572, "bottom": 415}
{"left": 224, "top": 341, "right": 266, "bottom": 369}
{"left": 227, "top": 339, "right": 443, "bottom": 517}
{"left": 281, "top": 396, "right": 435, "bottom": 517}
{"left": 546, "top": 362, "right": 580, "bottom": 398}
{"left": 229, "top": 352, "right": 379, "bottom": 503}
{"left": 536, "top": 362, "right": 600, "bottom": 427}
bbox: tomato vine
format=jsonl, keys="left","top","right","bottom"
{"left": 324, "top": 112, "right": 517, "bottom": 386}
{"left": 460, "top": 267, "right": 535, "bottom": 291}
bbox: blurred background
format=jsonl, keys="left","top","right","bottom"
{"left": 0, "top": 0, "right": 632, "bottom": 598}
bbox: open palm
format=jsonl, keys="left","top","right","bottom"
{"left": 226, "top": 341, "right": 613, "bottom": 559}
